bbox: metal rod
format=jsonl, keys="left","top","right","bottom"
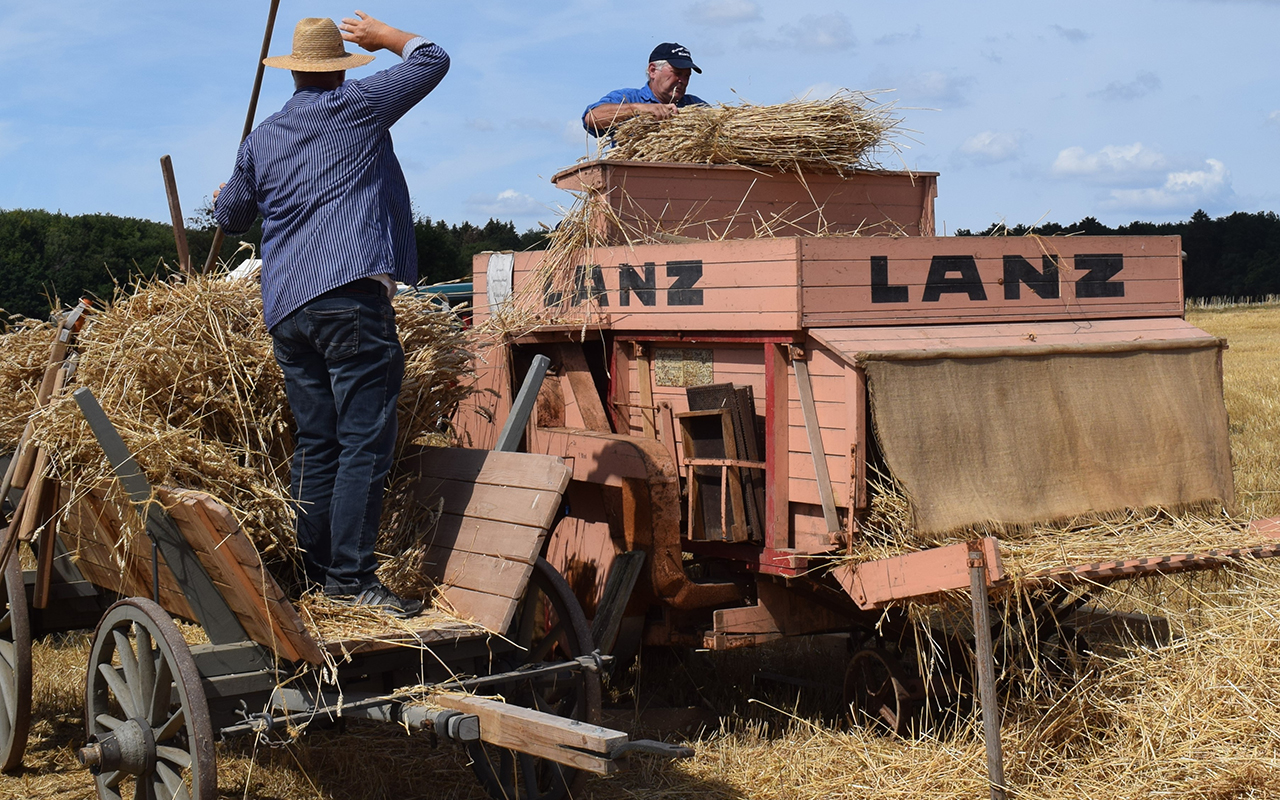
{"left": 203, "top": 0, "right": 281, "bottom": 273}
{"left": 495, "top": 354, "right": 551, "bottom": 452}
{"left": 160, "top": 155, "right": 191, "bottom": 274}
{"left": 969, "top": 547, "right": 1007, "bottom": 800}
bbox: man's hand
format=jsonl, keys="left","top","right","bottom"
{"left": 643, "top": 103, "right": 679, "bottom": 121}
{"left": 339, "top": 10, "right": 417, "bottom": 54}
{"left": 212, "top": 182, "right": 226, "bottom": 207}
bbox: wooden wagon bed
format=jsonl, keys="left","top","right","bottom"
{"left": 58, "top": 446, "right": 572, "bottom": 664}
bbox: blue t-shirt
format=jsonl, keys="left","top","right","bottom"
{"left": 582, "top": 84, "right": 707, "bottom": 135}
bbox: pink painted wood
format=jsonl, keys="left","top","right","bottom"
{"left": 553, "top": 160, "right": 938, "bottom": 241}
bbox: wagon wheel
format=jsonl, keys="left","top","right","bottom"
{"left": 0, "top": 554, "right": 32, "bottom": 771}
{"left": 467, "top": 557, "right": 603, "bottom": 800}
{"left": 80, "top": 598, "right": 216, "bottom": 800}
{"left": 843, "top": 647, "right": 918, "bottom": 737}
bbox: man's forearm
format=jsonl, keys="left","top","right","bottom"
{"left": 585, "top": 103, "right": 656, "bottom": 131}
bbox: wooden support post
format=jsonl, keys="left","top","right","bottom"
{"left": 969, "top": 546, "right": 1007, "bottom": 800}
{"left": 203, "top": 0, "right": 281, "bottom": 273}
{"left": 635, "top": 343, "right": 656, "bottom": 438}
{"left": 791, "top": 348, "right": 840, "bottom": 533}
{"left": 160, "top": 155, "right": 191, "bottom": 274}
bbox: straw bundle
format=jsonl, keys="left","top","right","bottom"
{"left": 604, "top": 91, "right": 901, "bottom": 174}
{"left": 847, "top": 465, "right": 1273, "bottom": 582}
{"left": 15, "top": 271, "right": 473, "bottom": 594}
{"left": 0, "top": 315, "right": 58, "bottom": 447}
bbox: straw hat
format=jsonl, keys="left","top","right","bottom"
{"left": 263, "top": 18, "right": 375, "bottom": 72}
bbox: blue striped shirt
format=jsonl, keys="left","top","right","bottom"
{"left": 215, "top": 38, "right": 449, "bottom": 330}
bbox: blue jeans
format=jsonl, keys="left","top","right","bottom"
{"left": 271, "top": 289, "right": 403, "bottom": 595}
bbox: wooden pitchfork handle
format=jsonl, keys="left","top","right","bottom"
{"left": 203, "top": 0, "right": 282, "bottom": 273}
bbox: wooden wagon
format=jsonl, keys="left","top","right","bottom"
{"left": 0, "top": 383, "right": 690, "bottom": 800}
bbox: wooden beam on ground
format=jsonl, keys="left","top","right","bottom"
{"left": 435, "top": 694, "right": 627, "bottom": 774}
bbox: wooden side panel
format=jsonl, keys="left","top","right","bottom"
{"left": 164, "top": 495, "right": 322, "bottom": 664}
{"left": 810, "top": 316, "right": 1217, "bottom": 359}
{"left": 552, "top": 161, "right": 938, "bottom": 241}
{"left": 410, "top": 448, "right": 571, "bottom": 633}
{"left": 473, "top": 239, "right": 803, "bottom": 333}
{"left": 452, "top": 341, "right": 510, "bottom": 451}
{"left": 800, "top": 236, "right": 1184, "bottom": 326}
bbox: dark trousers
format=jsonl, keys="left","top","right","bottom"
{"left": 270, "top": 285, "right": 402, "bottom": 594}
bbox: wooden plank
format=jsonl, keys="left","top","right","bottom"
{"left": 835, "top": 538, "right": 1004, "bottom": 609}
{"left": 435, "top": 695, "right": 625, "bottom": 775}
{"left": 182, "top": 497, "right": 324, "bottom": 662}
{"left": 557, "top": 344, "right": 611, "bottom": 433}
{"left": 421, "top": 513, "right": 546, "bottom": 564}
{"left": 419, "top": 479, "right": 563, "bottom": 530}
{"left": 165, "top": 498, "right": 293, "bottom": 657}
{"left": 792, "top": 356, "right": 839, "bottom": 533}
{"left": 421, "top": 546, "right": 534, "bottom": 598}
{"left": 439, "top": 585, "right": 520, "bottom": 633}
{"left": 410, "top": 448, "right": 571, "bottom": 494}
{"left": 636, "top": 344, "right": 656, "bottom": 438}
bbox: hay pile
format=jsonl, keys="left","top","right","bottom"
{"left": 2, "top": 271, "right": 473, "bottom": 597}
{"left": 603, "top": 91, "right": 901, "bottom": 174}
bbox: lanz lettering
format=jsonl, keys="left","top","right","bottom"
{"left": 870, "top": 253, "right": 1126, "bottom": 303}
{"left": 544, "top": 260, "right": 705, "bottom": 308}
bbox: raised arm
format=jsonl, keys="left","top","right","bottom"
{"left": 338, "top": 9, "right": 416, "bottom": 55}
{"left": 340, "top": 10, "right": 450, "bottom": 128}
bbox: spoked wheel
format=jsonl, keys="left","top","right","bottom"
{"left": 468, "top": 557, "right": 602, "bottom": 800}
{"left": 80, "top": 598, "right": 216, "bottom": 800}
{"left": 843, "top": 647, "right": 919, "bottom": 737}
{"left": 0, "top": 554, "right": 32, "bottom": 771}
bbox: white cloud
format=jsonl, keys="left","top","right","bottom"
{"left": 466, "top": 118, "right": 496, "bottom": 132}
{"left": 1268, "top": 110, "right": 1280, "bottom": 127}
{"left": 747, "top": 13, "right": 856, "bottom": 52}
{"left": 1108, "top": 159, "right": 1232, "bottom": 211}
{"left": 1090, "top": 71, "right": 1161, "bottom": 101}
{"left": 467, "top": 189, "right": 546, "bottom": 217}
{"left": 1051, "top": 24, "right": 1090, "bottom": 42}
{"left": 958, "top": 131, "right": 1024, "bottom": 164}
{"left": 687, "top": 0, "right": 761, "bottom": 25}
{"left": 874, "top": 26, "right": 923, "bottom": 46}
{"left": 903, "top": 71, "right": 975, "bottom": 105}
{"left": 1052, "top": 143, "right": 1169, "bottom": 183}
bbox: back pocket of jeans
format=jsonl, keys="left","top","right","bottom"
{"left": 306, "top": 306, "right": 360, "bottom": 361}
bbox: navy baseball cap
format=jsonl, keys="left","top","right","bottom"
{"left": 649, "top": 42, "right": 702, "bottom": 74}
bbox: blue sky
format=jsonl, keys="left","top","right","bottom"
{"left": 2, "top": 0, "right": 1278, "bottom": 235}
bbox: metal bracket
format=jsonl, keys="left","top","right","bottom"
{"left": 610, "top": 739, "right": 696, "bottom": 759}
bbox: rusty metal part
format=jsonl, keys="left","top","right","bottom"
{"left": 530, "top": 428, "right": 740, "bottom": 610}
{"left": 843, "top": 647, "right": 919, "bottom": 737}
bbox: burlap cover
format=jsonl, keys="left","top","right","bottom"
{"left": 865, "top": 347, "right": 1234, "bottom": 534}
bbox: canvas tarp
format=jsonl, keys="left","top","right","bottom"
{"left": 863, "top": 345, "right": 1234, "bottom": 534}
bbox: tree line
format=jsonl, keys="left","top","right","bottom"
{"left": 0, "top": 207, "right": 547, "bottom": 320}
{"left": 955, "top": 210, "right": 1280, "bottom": 300}
{"left": 2, "top": 206, "right": 1278, "bottom": 321}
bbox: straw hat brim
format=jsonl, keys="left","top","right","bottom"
{"left": 263, "top": 52, "right": 375, "bottom": 72}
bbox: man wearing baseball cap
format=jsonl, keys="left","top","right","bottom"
{"left": 582, "top": 43, "right": 708, "bottom": 136}
{"left": 215, "top": 12, "right": 448, "bottom": 618}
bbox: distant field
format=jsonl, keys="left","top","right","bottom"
{"left": 1187, "top": 302, "right": 1280, "bottom": 518}
{"left": 8, "top": 304, "right": 1280, "bottom": 800}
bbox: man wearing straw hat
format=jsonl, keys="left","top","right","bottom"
{"left": 582, "top": 42, "right": 708, "bottom": 136}
{"left": 215, "top": 11, "right": 448, "bottom": 618}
